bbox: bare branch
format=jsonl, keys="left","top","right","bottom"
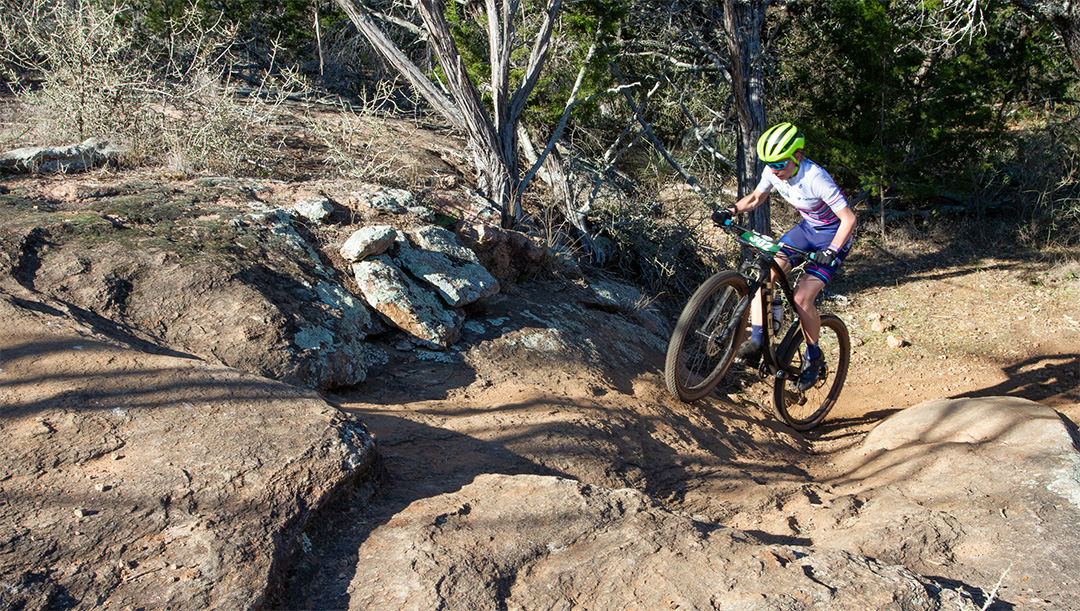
{"left": 521, "top": 43, "right": 639, "bottom": 194}
{"left": 331, "top": 0, "right": 464, "bottom": 127}
{"left": 916, "top": 0, "right": 987, "bottom": 49}
{"left": 508, "top": 0, "right": 563, "bottom": 124}
{"left": 611, "top": 61, "right": 703, "bottom": 193}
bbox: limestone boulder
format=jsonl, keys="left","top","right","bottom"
{"left": 458, "top": 224, "right": 548, "bottom": 284}
{"left": 0, "top": 138, "right": 123, "bottom": 173}
{"left": 407, "top": 225, "right": 481, "bottom": 264}
{"left": 352, "top": 255, "right": 464, "bottom": 348}
{"left": 392, "top": 239, "right": 499, "bottom": 308}
{"left": 340, "top": 225, "right": 398, "bottom": 262}
{"left": 0, "top": 284, "right": 377, "bottom": 609}
{"left": 292, "top": 196, "right": 335, "bottom": 224}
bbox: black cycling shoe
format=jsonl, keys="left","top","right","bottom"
{"left": 797, "top": 354, "right": 825, "bottom": 391}
{"left": 735, "top": 338, "right": 762, "bottom": 367}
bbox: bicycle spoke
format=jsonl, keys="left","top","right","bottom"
{"left": 772, "top": 314, "right": 850, "bottom": 430}
{"left": 664, "top": 272, "right": 749, "bottom": 401}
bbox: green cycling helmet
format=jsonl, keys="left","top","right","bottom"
{"left": 756, "top": 122, "right": 804, "bottom": 162}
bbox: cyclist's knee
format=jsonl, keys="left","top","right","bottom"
{"left": 793, "top": 284, "right": 823, "bottom": 311}
{"left": 793, "top": 297, "right": 816, "bottom": 317}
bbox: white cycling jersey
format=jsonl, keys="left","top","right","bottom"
{"left": 755, "top": 159, "right": 848, "bottom": 229}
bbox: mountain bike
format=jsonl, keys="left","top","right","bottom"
{"left": 663, "top": 217, "right": 850, "bottom": 431}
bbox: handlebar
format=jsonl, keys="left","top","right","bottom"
{"left": 717, "top": 218, "right": 812, "bottom": 260}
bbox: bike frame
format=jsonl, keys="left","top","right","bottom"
{"left": 721, "top": 220, "right": 812, "bottom": 380}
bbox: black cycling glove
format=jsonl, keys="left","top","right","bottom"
{"left": 809, "top": 247, "right": 838, "bottom": 267}
{"left": 711, "top": 208, "right": 734, "bottom": 226}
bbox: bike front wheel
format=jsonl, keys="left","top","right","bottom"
{"left": 772, "top": 314, "right": 850, "bottom": 431}
{"left": 664, "top": 271, "right": 749, "bottom": 402}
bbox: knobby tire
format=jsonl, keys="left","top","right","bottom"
{"left": 772, "top": 314, "right": 850, "bottom": 430}
{"left": 664, "top": 271, "right": 749, "bottom": 402}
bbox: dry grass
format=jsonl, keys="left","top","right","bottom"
{"left": 0, "top": 0, "right": 306, "bottom": 176}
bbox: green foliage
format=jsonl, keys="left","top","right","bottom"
{"left": 436, "top": 0, "right": 626, "bottom": 129}
{"left": 444, "top": 0, "right": 490, "bottom": 84}
{"left": 773, "top": 0, "right": 1076, "bottom": 225}
{"left": 119, "top": 0, "right": 321, "bottom": 65}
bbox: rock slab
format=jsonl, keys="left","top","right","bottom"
{"left": 346, "top": 473, "right": 975, "bottom": 610}
{"left": 0, "top": 284, "right": 377, "bottom": 609}
{"left": 803, "top": 397, "right": 1080, "bottom": 608}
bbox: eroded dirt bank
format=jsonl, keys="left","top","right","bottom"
{"left": 277, "top": 263, "right": 1080, "bottom": 609}
{"left": 2, "top": 171, "right": 1079, "bottom": 609}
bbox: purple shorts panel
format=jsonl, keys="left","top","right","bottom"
{"left": 778, "top": 220, "right": 851, "bottom": 284}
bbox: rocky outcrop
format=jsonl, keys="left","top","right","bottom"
{"left": 460, "top": 223, "right": 549, "bottom": 285}
{"left": 20, "top": 206, "right": 381, "bottom": 390}
{"left": 824, "top": 397, "right": 1080, "bottom": 607}
{"left": 340, "top": 223, "right": 500, "bottom": 348}
{"left": 754, "top": 397, "right": 1080, "bottom": 609}
{"left": 352, "top": 255, "right": 465, "bottom": 349}
{"left": 0, "top": 180, "right": 514, "bottom": 389}
{"left": 340, "top": 225, "right": 397, "bottom": 262}
{"left": 346, "top": 473, "right": 976, "bottom": 610}
{"left": 0, "top": 138, "right": 124, "bottom": 173}
{"left": 394, "top": 226, "right": 499, "bottom": 308}
{"left": 0, "top": 282, "right": 377, "bottom": 609}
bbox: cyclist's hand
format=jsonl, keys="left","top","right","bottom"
{"left": 809, "top": 247, "right": 838, "bottom": 267}
{"left": 711, "top": 208, "right": 734, "bottom": 226}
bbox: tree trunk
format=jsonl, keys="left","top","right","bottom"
{"left": 1012, "top": 0, "right": 1080, "bottom": 75}
{"left": 334, "top": 0, "right": 562, "bottom": 228}
{"left": 723, "top": 0, "right": 770, "bottom": 235}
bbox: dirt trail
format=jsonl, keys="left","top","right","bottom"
{"left": 277, "top": 254, "right": 1080, "bottom": 608}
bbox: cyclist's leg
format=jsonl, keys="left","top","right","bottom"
{"left": 748, "top": 286, "right": 764, "bottom": 327}
{"left": 784, "top": 220, "right": 850, "bottom": 342}
{"left": 739, "top": 288, "right": 767, "bottom": 362}
{"left": 793, "top": 275, "right": 825, "bottom": 344}
{"left": 798, "top": 240, "right": 850, "bottom": 344}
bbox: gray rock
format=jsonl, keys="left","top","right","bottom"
{"left": 352, "top": 255, "right": 463, "bottom": 348}
{"left": 0, "top": 138, "right": 123, "bottom": 173}
{"left": 407, "top": 225, "right": 480, "bottom": 264}
{"left": 340, "top": 225, "right": 398, "bottom": 262}
{"left": 582, "top": 276, "right": 668, "bottom": 337}
{"left": 293, "top": 197, "right": 334, "bottom": 224}
{"left": 408, "top": 205, "right": 437, "bottom": 222}
{"left": 351, "top": 185, "right": 414, "bottom": 214}
{"left": 393, "top": 239, "right": 499, "bottom": 308}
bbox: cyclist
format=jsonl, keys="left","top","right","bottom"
{"left": 712, "top": 122, "right": 856, "bottom": 391}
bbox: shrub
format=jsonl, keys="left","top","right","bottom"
{"left": 0, "top": 0, "right": 305, "bottom": 175}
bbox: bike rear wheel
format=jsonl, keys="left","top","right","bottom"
{"left": 664, "top": 271, "right": 749, "bottom": 402}
{"left": 772, "top": 314, "right": 850, "bottom": 430}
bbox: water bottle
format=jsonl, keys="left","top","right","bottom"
{"left": 771, "top": 297, "right": 784, "bottom": 334}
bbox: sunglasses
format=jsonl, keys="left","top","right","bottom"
{"left": 764, "top": 159, "right": 789, "bottom": 170}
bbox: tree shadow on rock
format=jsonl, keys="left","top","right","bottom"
{"left": 10, "top": 295, "right": 198, "bottom": 361}
{"left": 953, "top": 353, "right": 1080, "bottom": 408}
{"left": 268, "top": 412, "right": 565, "bottom": 610}
{"left": 926, "top": 575, "right": 1015, "bottom": 610}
